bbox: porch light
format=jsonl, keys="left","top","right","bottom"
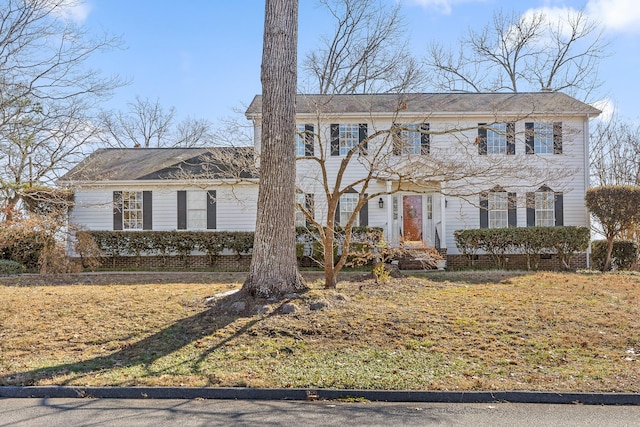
{"left": 378, "top": 197, "right": 384, "bottom": 208}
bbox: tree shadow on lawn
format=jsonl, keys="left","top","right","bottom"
{"left": 0, "top": 292, "right": 285, "bottom": 386}
{"left": 414, "top": 269, "right": 530, "bottom": 285}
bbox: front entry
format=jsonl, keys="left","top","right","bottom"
{"left": 402, "top": 195, "right": 423, "bottom": 243}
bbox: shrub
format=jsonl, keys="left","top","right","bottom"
{"left": 0, "top": 259, "right": 26, "bottom": 275}
{"left": 585, "top": 185, "right": 640, "bottom": 271}
{"left": 454, "top": 226, "right": 590, "bottom": 270}
{"left": 591, "top": 239, "right": 638, "bottom": 271}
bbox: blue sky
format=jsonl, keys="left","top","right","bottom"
{"left": 74, "top": 0, "right": 640, "bottom": 124}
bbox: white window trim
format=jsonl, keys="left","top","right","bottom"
{"left": 339, "top": 124, "right": 359, "bottom": 156}
{"left": 534, "top": 122, "right": 554, "bottom": 155}
{"left": 340, "top": 193, "right": 359, "bottom": 226}
{"left": 535, "top": 191, "right": 555, "bottom": 227}
{"left": 487, "top": 123, "right": 507, "bottom": 155}
{"left": 488, "top": 191, "right": 508, "bottom": 228}
{"left": 122, "top": 191, "right": 143, "bottom": 230}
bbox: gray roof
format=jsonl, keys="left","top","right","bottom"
{"left": 60, "top": 147, "right": 258, "bottom": 182}
{"left": 245, "top": 92, "right": 601, "bottom": 117}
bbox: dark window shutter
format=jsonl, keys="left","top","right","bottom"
{"left": 304, "top": 124, "right": 314, "bottom": 156}
{"left": 392, "top": 123, "right": 401, "bottom": 156}
{"left": 359, "top": 194, "right": 368, "bottom": 226}
{"left": 478, "top": 124, "right": 487, "bottom": 155}
{"left": 508, "top": 192, "right": 517, "bottom": 227}
{"left": 330, "top": 124, "right": 339, "bottom": 156}
{"left": 506, "top": 122, "right": 515, "bottom": 155}
{"left": 305, "top": 193, "right": 314, "bottom": 227}
{"left": 553, "top": 122, "right": 562, "bottom": 154}
{"left": 479, "top": 192, "right": 488, "bottom": 228}
{"left": 142, "top": 191, "right": 152, "bottom": 230}
{"left": 420, "top": 123, "right": 430, "bottom": 154}
{"left": 207, "top": 190, "right": 217, "bottom": 229}
{"left": 555, "top": 192, "right": 563, "bottom": 226}
{"left": 525, "top": 122, "right": 534, "bottom": 154}
{"left": 359, "top": 123, "right": 368, "bottom": 154}
{"left": 526, "top": 192, "right": 535, "bottom": 227}
{"left": 177, "top": 191, "right": 187, "bottom": 230}
{"left": 113, "top": 191, "right": 123, "bottom": 231}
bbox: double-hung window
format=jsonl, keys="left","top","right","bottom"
{"left": 487, "top": 123, "right": 507, "bottom": 155}
{"left": 478, "top": 122, "right": 514, "bottom": 155}
{"left": 525, "top": 122, "right": 562, "bottom": 154}
{"left": 534, "top": 123, "right": 554, "bottom": 154}
{"left": 331, "top": 123, "right": 367, "bottom": 156}
{"left": 295, "top": 193, "right": 307, "bottom": 227}
{"left": 187, "top": 191, "right": 207, "bottom": 229}
{"left": 296, "top": 124, "right": 306, "bottom": 157}
{"left": 122, "top": 191, "right": 143, "bottom": 230}
{"left": 401, "top": 124, "right": 422, "bottom": 155}
{"left": 535, "top": 191, "right": 555, "bottom": 226}
{"left": 339, "top": 193, "right": 359, "bottom": 226}
{"left": 177, "top": 190, "right": 216, "bottom": 230}
{"left": 488, "top": 191, "right": 508, "bottom": 228}
{"left": 339, "top": 124, "right": 359, "bottom": 156}
{"left": 296, "top": 124, "right": 314, "bottom": 157}
{"left": 527, "top": 186, "right": 562, "bottom": 227}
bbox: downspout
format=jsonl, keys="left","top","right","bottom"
{"left": 584, "top": 115, "right": 591, "bottom": 269}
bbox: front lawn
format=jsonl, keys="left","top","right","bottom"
{"left": 0, "top": 271, "right": 638, "bottom": 391}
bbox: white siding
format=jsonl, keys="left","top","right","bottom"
{"left": 70, "top": 183, "right": 259, "bottom": 232}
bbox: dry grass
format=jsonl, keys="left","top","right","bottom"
{"left": 0, "top": 271, "right": 639, "bottom": 391}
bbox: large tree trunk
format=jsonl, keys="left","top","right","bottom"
{"left": 242, "top": 0, "right": 306, "bottom": 298}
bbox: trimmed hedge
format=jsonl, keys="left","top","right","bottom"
{"left": 78, "top": 227, "right": 384, "bottom": 269}
{"left": 591, "top": 239, "right": 638, "bottom": 271}
{"left": 77, "top": 231, "right": 254, "bottom": 268}
{"left": 454, "top": 226, "right": 590, "bottom": 270}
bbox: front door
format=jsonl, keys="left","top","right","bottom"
{"left": 403, "top": 195, "right": 423, "bottom": 243}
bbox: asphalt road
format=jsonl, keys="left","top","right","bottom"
{"left": 1, "top": 398, "right": 639, "bottom": 427}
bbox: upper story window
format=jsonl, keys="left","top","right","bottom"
{"left": 296, "top": 124, "right": 314, "bottom": 157}
{"left": 478, "top": 122, "right": 515, "bottom": 155}
{"left": 122, "top": 191, "right": 143, "bottom": 230}
{"left": 395, "top": 123, "right": 429, "bottom": 155}
{"left": 525, "top": 122, "right": 563, "bottom": 154}
{"left": 331, "top": 123, "right": 367, "bottom": 156}
{"left": 487, "top": 123, "right": 507, "bottom": 155}
{"left": 339, "top": 124, "right": 359, "bottom": 155}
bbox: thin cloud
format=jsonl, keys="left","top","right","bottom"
{"left": 592, "top": 98, "right": 616, "bottom": 123}
{"left": 586, "top": 0, "right": 640, "bottom": 34}
{"left": 403, "top": 0, "right": 487, "bottom": 15}
{"left": 51, "top": 0, "right": 92, "bottom": 25}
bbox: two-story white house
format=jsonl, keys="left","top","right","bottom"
{"left": 62, "top": 92, "right": 600, "bottom": 268}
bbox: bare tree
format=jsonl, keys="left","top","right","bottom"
{"left": 242, "top": 0, "right": 306, "bottom": 298}
{"left": 98, "top": 96, "right": 214, "bottom": 148}
{"left": 301, "top": 0, "right": 424, "bottom": 94}
{"left": 590, "top": 117, "right": 640, "bottom": 187}
{"left": 424, "top": 8, "right": 608, "bottom": 101}
{"left": 0, "top": 0, "right": 123, "bottom": 221}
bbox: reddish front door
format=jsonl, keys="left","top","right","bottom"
{"left": 403, "top": 195, "right": 423, "bottom": 242}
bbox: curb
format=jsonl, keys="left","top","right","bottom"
{"left": 1, "top": 387, "right": 639, "bottom": 405}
